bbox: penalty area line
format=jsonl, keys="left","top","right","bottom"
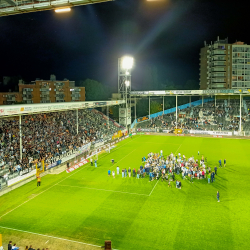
{"left": 0, "top": 225, "right": 102, "bottom": 248}
{"left": 57, "top": 184, "right": 149, "bottom": 196}
{"left": 149, "top": 180, "right": 159, "bottom": 196}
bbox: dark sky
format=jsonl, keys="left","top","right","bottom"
{"left": 0, "top": 0, "right": 249, "bottom": 90}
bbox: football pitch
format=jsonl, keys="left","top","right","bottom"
{"left": 0, "top": 135, "right": 250, "bottom": 250}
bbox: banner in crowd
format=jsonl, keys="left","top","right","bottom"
{"left": 137, "top": 128, "right": 155, "bottom": 132}
{"left": 162, "top": 130, "right": 170, "bottom": 133}
{"left": 112, "top": 130, "right": 123, "bottom": 140}
{"left": 189, "top": 130, "right": 233, "bottom": 136}
{"left": 66, "top": 159, "right": 89, "bottom": 173}
{"left": 47, "top": 160, "right": 62, "bottom": 170}
{"left": 7, "top": 169, "right": 36, "bottom": 186}
{"left": 76, "top": 142, "right": 91, "bottom": 155}
{"left": 137, "top": 116, "right": 149, "bottom": 122}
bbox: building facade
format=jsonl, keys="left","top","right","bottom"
{"left": 199, "top": 37, "right": 250, "bottom": 89}
{"left": 0, "top": 75, "right": 85, "bottom": 105}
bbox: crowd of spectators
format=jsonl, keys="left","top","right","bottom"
{"left": 137, "top": 99, "right": 250, "bottom": 132}
{"left": 0, "top": 109, "right": 121, "bottom": 187}
{"left": 6, "top": 241, "right": 49, "bottom": 250}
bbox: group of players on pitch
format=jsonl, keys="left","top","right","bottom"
{"left": 108, "top": 150, "right": 226, "bottom": 188}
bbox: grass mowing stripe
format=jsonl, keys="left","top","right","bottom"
{"left": 57, "top": 184, "right": 149, "bottom": 196}
{"left": 0, "top": 163, "right": 91, "bottom": 219}
{"left": 0, "top": 136, "right": 140, "bottom": 220}
{"left": 0, "top": 225, "right": 102, "bottom": 248}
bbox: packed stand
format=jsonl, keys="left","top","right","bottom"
{"left": 0, "top": 109, "right": 121, "bottom": 188}
{"left": 137, "top": 99, "right": 250, "bottom": 132}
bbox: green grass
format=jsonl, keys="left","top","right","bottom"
{"left": 0, "top": 135, "right": 250, "bottom": 250}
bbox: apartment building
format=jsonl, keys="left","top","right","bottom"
{"left": 0, "top": 75, "right": 85, "bottom": 105}
{"left": 199, "top": 37, "right": 250, "bottom": 89}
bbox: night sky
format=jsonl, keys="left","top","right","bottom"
{"left": 0, "top": 0, "right": 249, "bottom": 91}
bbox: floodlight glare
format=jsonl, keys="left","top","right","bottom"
{"left": 122, "top": 56, "right": 134, "bottom": 70}
{"left": 55, "top": 7, "right": 71, "bottom": 13}
{"left": 125, "top": 80, "right": 130, "bottom": 86}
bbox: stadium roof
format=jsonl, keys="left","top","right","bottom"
{"left": 0, "top": 99, "right": 124, "bottom": 117}
{"left": 0, "top": 0, "right": 113, "bottom": 17}
{"left": 131, "top": 89, "right": 250, "bottom": 96}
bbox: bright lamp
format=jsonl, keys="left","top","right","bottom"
{"left": 125, "top": 80, "right": 130, "bottom": 86}
{"left": 122, "top": 56, "right": 134, "bottom": 70}
{"left": 55, "top": 7, "right": 71, "bottom": 13}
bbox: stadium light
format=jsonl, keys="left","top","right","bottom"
{"left": 55, "top": 7, "right": 71, "bottom": 13}
{"left": 121, "top": 56, "right": 134, "bottom": 70}
{"left": 125, "top": 80, "right": 130, "bottom": 87}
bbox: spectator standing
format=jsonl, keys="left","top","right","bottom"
{"left": 217, "top": 191, "right": 220, "bottom": 202}
{"left": 37, "top": 175, "right": 41, "bottom": 187}
{"left": 8, "top": 241, "right": 12, "bottom": 250}
{"left": 211, "top": 172, "right": 214, "bottom": 183}
{"left": 214, "top": 166, "right": 218, "bottom": 175}
{"left": 133, "top": 168, "right": 136, "bottom": 177}
{"left": 219, "top": 159, "right": 222, "bottom": 168}
{"left": 137, "top": 169, "right": 140, "bottom": 179}
{"left": 208, "top": 173, "right": 211, "bottom": 183}
{"left": 128, "top": 167, "right": 131, "bottom": 177}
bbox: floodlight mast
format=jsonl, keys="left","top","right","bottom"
{"left": 118, "top": 56, "right": 134, "bottom": 131}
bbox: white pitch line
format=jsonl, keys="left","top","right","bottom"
{"left": 149, "top": 180, "right": 159, "bottom": 196}
{"left": 45, "top": 240, "right": 49, "bottom": 244}
{"left": 133, "top": 142, "right": 180, "bottom": 145}
{"left": 57, "top": 184, "right": 149, "bottom": 196}
{"left": 174, "top": 144, "right": 182, "bottom": 154}
{"left": 0, "top": 225, "right": 102, "bottom": 248}
{"left": 110, "top": 148, "right": 137, "bottom": 168}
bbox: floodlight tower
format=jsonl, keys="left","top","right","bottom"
{"left": 118, "top": 56, "right": 134, "bottom": 130}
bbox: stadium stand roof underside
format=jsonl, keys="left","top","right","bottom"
{"left": 0, "top": 0, "right": 113, "bottom": 17}
{"left": 130, "top": 89, "right": 250, "bottom": 97}
{"left": 0, "top": 99, "right": 124, "bottom": 117}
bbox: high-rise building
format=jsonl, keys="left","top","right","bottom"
{"left": 199, "top": 37, "right": 250, "bottom": 89}
{"left": 0, "top": 75, "right": 85, "bottom": 105}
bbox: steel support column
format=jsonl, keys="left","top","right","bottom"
{"left": 19, "top": 115, "right": 22, "bottom": 160}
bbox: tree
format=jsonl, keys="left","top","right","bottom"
{"left": 78, "top": 79, "right": 109, "bottom": 101}
{"left": 150, "top": 100, "right": 162, "bottom": 114}
{"left": 185, "top": 80, "right": 199, "bottom": 90}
